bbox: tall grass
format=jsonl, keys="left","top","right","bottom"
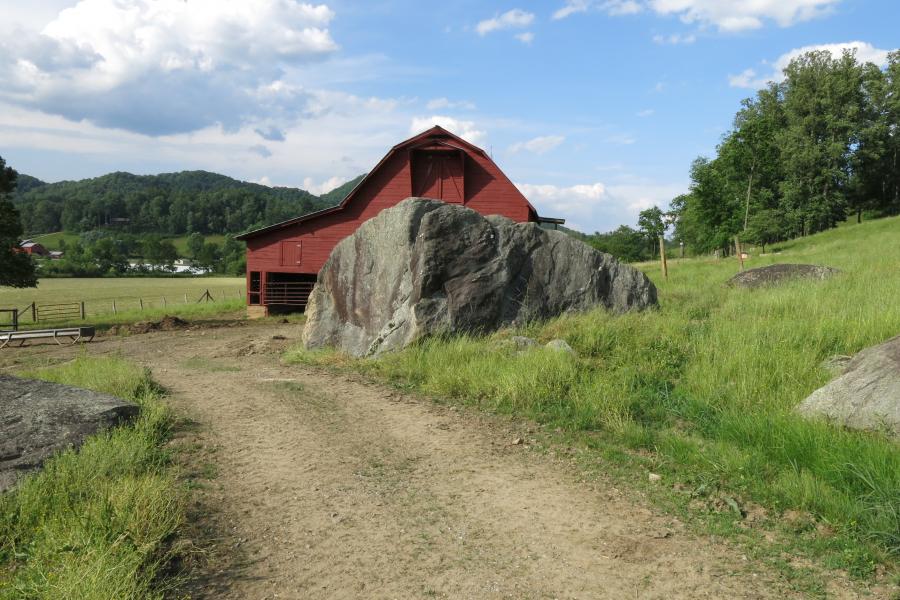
{"left": 0, "top": 357, "right": 183, "bottom": 599}
{"left": 287, "top": 215, "right": 900, "bottom": 574}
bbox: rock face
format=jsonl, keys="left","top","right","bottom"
{"left": 0, "top": 375, "right": 139, "bottom": 492}
{"left": 303, "top": 198, "right": 657, "bottom": 357}
{"left": 727, "top": 264, "right": 840, "bottom": 289}
{"left": 796, "top": 335, "right": 900, "bottom": 438}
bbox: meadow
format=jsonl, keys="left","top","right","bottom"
{"left": 288, "top": 215, "right": 900, "bottom": 582}
{"left": 28, "top": 232, "right": 228, "bottom": 256}
{"left": 0, "top": 277, "right": 244, "bottom": 327}
{"left": 0, "top": 357, "right": 182, "bottom": 599}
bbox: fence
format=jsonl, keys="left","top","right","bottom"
{"left": 2, "top": 288, "right": 244, "bottom": 327}
{"left": 0, "top": 309, "right": 18, "bottom": 332}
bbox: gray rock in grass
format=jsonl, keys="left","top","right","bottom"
{"left": 0, "top": 375, "right": 139, "bottom": 492}
{"left": 796, "top": 335, "right": 900, "bottom": 439}
{"left": 727, "top": 264, "right": 840, "bottom": 289}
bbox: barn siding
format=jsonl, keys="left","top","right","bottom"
{"left": 244, "top": 127, "right": 538, "bottom": 308}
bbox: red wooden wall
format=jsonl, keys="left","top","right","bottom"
{"left": 242, "top": 128, "right": 537, "bottom": 304}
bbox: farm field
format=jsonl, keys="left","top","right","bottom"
{"left": 0, "top": 277, "right": 244, "bottom": 325}
{"left": 289, "top": 215, "right": 900, "bottom": 586}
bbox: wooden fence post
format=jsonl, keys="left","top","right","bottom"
{"left": 659, "top": 236, "right": 668, "bottom": 280}
{"left": 31, "top": 303, "right": 36, "bottom": 322}
{"left": 735, "top": 235, "right": 744, "bottom": 271}
{"left": 112, "top": 300, "right": 117, "bottom": 315}
{"left": 184, "top": 293, "right": 188, "bottom": 304}
{"left": 140, "top": 298, "right": 144, "bottom": 311}
{"left": 80, "top": 301, "right": 85, "bottom": 320}
{"left": 163, "top": 296, "right": 167, "bottom": 308}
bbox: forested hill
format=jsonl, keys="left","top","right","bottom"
{"left": 13, "top": 170, "right": 365, "bottom": 236}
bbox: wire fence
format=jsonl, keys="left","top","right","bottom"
{"left": 5, "top": 288, "right": 245, "bottom": 325}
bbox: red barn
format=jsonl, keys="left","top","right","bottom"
{"left": 236, "top": 126, "right": 563, "bottom": 316}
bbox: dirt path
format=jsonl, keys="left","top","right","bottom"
{"left": 0, "top": 321, "right": 846, "bottom": 599}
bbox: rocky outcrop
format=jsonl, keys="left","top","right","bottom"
{"left": 796, "top": 335, "right": 900, "bottom": 438}
{"left": 303, "top": 198, "right": 657, "bottom": 357}
{"left": 0, "top": 375, "right": 139, "bottom": 492}
{"left": 727, "top": 264, "right": 840, "bottom": 289}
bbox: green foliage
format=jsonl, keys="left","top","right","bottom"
{"left": 12, "top": 169, "right": 359, "bottom": 237}
{"left": 637, "top": 206, "right": 666, "bottom": 257}
{"left": 0, "top": 357, "right": 183, "bottom": 599}
{"left": 0, "top": 156, "right": 37, "bottom": 288}
{"left": 288, "top": 216, "right": 900, "bottom": 573}
{"left": 672, "top": 49, "right": 900, "bottom": 255}
{"left": 586, "top": 225, "right": 649, "bottom": 262}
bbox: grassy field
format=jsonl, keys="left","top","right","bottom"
{"left": 287, "top": 215, "right": 900, "bottom": 583}
{"left": 0, "top": 277, "right": 244, "bottom": 327}
{"left": 0, "top": 357, "right": 183, "bottom": 599}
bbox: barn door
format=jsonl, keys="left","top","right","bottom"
{"left": 280, "top": 240, "right": 302, "bottom": 266}
{"left": 412, "top": 150, "right": 464, "bottom": 203}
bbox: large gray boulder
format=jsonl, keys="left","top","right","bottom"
{"left": 303, "top": 198, "right": 657, "bottom": 357}
{"left": 727, "top": 264, "right": 840, "bottom": 289}
{"left": 796, "top": 335, "right": 900, "bottom": 438}
{"left": 0, "top": 375, "right": 139, "bottom": 492}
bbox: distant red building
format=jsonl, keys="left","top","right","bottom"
{"left": 236, "top": 126, "right": 563, "bottom": 315}
{"left": 16, "top": 241, "right": 49, "bottom": 256}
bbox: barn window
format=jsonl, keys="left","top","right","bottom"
{"left": 280, "top": 240, "right": 302, "bottom": 266}
{"left": 411, "top": 149, "right": 464, "bottom": 203}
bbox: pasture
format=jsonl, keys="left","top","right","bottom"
{"left": 0, "top": 277, "right": 244, "bottom": 327}
{"left": 289, "top": 215, "right": 900, "bottom": 581}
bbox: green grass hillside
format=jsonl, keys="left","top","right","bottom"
{"left": 288, "top": 216, "right": 900, "bottom": 580}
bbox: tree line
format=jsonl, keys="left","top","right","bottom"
{"left": 668, "top": 49, "right": 900, "bottom": 255}
{"left": 13, "top": 170, "right": 361, "bottom": 236}
{"left": 39, "top": 231, "right": 246, "bottom": 278}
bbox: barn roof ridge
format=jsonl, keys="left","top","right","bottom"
{"left": 236, "top": 125, "right": 538, "bottom": 240}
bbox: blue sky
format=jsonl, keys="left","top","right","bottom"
{"left": 0, "top": 0, "right": 896, "bottom": 233}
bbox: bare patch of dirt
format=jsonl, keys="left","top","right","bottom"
{"left": 107, "top": 315, "right": 191, "bottom": 335}
{"left": 0, "top": 321, "right": 885, "bottom": 599}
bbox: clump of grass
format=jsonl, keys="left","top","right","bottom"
{"left": 0, "top": 356, "right": 183, "bottom": 599}
{"left": 286, "top": 215, "right": 900, "bottom": 577}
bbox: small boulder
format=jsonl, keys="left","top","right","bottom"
{"left": 0, "top": 375, "right": 139, "bottom": 492}
{"left": 796, "top": 335, "right": 900, "bottom": 438}
{"left": 510, "top": 336, "right": 538, "bottom": 350}
{"left": 545, "top": 339, "right": 575, "bottom": 355}
{"left": 727, "top": 264, "right": 840, "bottom": 289}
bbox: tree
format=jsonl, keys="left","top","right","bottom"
{"left": 186, "top": 232, "right": 205, "bottom": 259}
{"left": 637, "top": 206, "right": 666, "bottom": 257}
{"left": 744, "top": 209, "right": 786, "bottom": 253}
{"left": 0, "top": 156, "right": 37, "bottom": 288}
{"left": 588, "top": 225, "right": 648, "bottom": 262}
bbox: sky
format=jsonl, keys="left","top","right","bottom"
{"left": 0, "top": 0, "right": 896, "bottom": 233}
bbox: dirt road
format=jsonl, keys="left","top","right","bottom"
{"left": 0, "top": 320, "right": 844, "bottom": 599}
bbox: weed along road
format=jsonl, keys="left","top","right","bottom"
{"left": 0, "top": 321, "right": 860, "bottom": 599}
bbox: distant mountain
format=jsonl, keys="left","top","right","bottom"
{"left": 12, "top": 170, "right": 365, "bottom": 237}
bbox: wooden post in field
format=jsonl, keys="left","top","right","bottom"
{"left": 735, "top": 235, "right": 744, "bottom": 271}
{"left": 80, "top": 302, "right": 85, "bottom": 320}
{"left": 184, "top": 293, "right": 188, "bottom": 304}
{"left": 112, "top": 300, "right": 117, "bottom": 315}
{"left": 31, "top": 303, "right": 36, "bottom": 322}
{"left": 659, "top": 236, "right": 668, "bottom": 280}
{"left": 140, "top": 298, "right": 144, "bottom": 311}
{"left": 163, "top": 296, "right": 167, "bottom": 308}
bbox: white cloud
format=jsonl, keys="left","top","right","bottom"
{"left": 554, "top": 0, "right": 642, "bottom": 19}
{"left": 653, "top": 33, "right": 696, "bottom": 45}
{"left": 426, "top": 97, "right": 476, "bottom": 111}
{"left": 409, "top": 115, "right": 486, "bottom": 145}
{"left": 553, "top": 0, "right": 840, "bottom": 30}
{"left": 650, "top": 0, "right": 841, "bottom": 31}
{"left": 476, "top": 9, "right": 535, "bottom": 36}
{"left": 509, "top": 135, "right": 565, "bottom": 154}
{"left": 302, "top": 175, "right": 346, "bottom": 195}
{"left": 729, "top": 41, "right": 895, "bottom": 88}
{"left": 636, "top": 109, "right": 655, "bottom": 117}
{"left": 515, "top": 31, "right": 535, "bottom": 44}
{"left": 516, "top": 179, "right": 685, "bottom": 232}
{"left": 0, "top": 0, "right": 338, "bottom": 135}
